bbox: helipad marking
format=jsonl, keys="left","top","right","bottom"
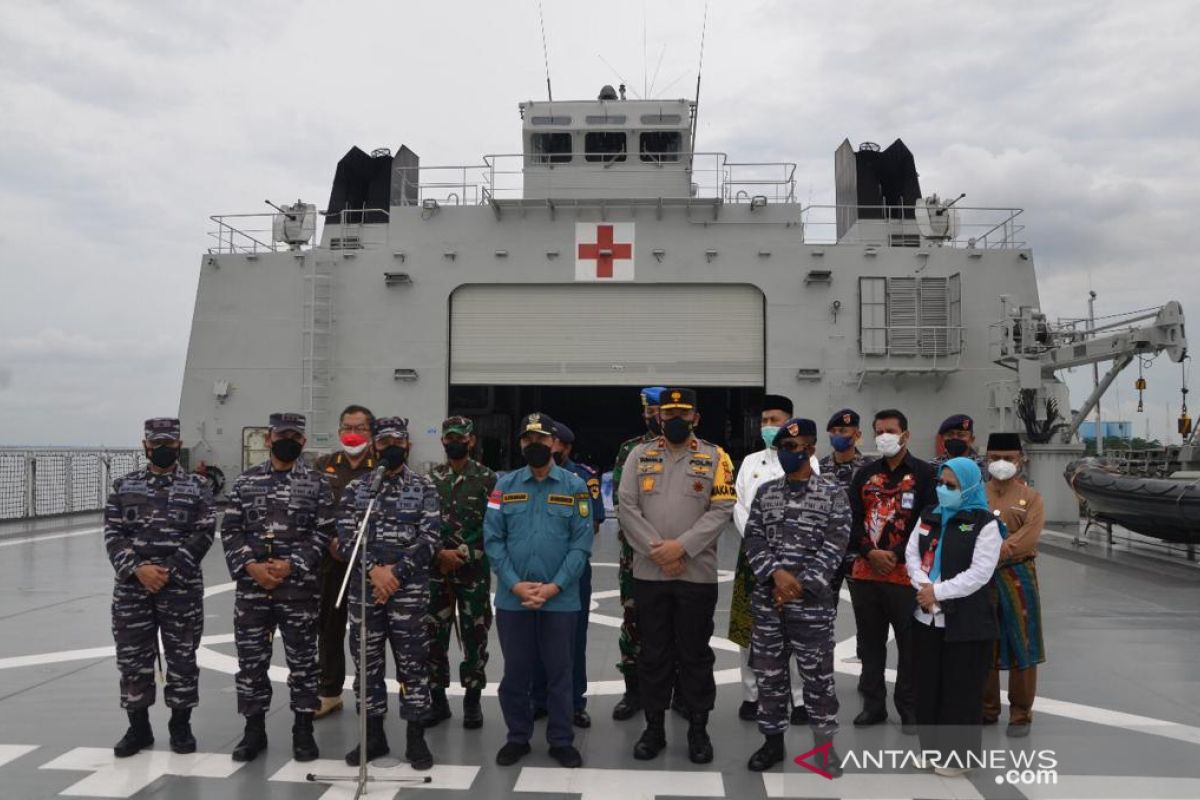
{"left": 0, "top": 528, "right": 102, "bottom": 548}
{"left": 762, "top": 770, "right": 983, "bottom": 799}
{"left": 270, "top": 758, "right": 478, "bottom": 797}
{"left": 514, "top": 766, "right": 725, "bottom": 800}
{"left": 0, "top": 744, "right": 38, "bottom": 768}
{"left": 38, "top": 747, "right": 244, "bottom": 797}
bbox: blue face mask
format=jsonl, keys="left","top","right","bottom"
{"left": 778, "top": 446, "right": 809, "bottom": 474}
{"left": 936, "top": 484, "right": 963, "bottom": 511}
{"left": 830, "top": 434, "right": 855, "bottom": 452}
{"left": 761, "top": 426, "right": 781, "bottom": 448}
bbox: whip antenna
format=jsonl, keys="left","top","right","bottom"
{"left": 538, "top": 1, "right": 553, "bottom": 101}
{"left": 690, "top": 0, "right": 710, "bottom": 155}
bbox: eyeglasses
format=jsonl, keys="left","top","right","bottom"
{"left": 339, "top": 424, "right": 371, "bottom": 434}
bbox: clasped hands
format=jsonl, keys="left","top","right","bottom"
{"left": 771, "top": 569, "right": 805, "bottom": 608}
{"left": 512, "top": 581, "right": 561, "bottom": 609}
{"left": 916, "top": 582, "right": 938, "bottom": 613}
{"left": 649, "top": 539, "right": 687, "bottom": 578}
{"left": 245, "top": 559, "right": 294, "bottom": 591}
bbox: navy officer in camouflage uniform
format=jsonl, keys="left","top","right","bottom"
{"left": 105, "top": 417, "right": 216, "bottom": 757}
{"left": 819, "top": 408, "right": 870, "bottom": 598}
{"left": 220, "top": 412, "right": 335, "bottom": 763}
{"left": 743, "top": 418, "right": 851, "bottom": 775}
{"left": 337, "top": 416, "right": 440, "bottom": 770}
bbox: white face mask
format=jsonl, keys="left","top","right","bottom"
{"left": 988, "top": 459, "right": 1019, "bottom": 481}
{"left": 343, "top": 441, "right": 369, "bottom": 457}
{"left": 875, "top": 433, "right": 903, "bottom": 457}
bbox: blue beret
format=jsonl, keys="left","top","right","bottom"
{"left": 827, "top": 408, "right": 860, "bottom": 430}
{"left": 640, "top": 386, "right": 667, "bottom": 406}
{"left": 938, "top": 414, "right": 974, "bottom": 435}
{"left": 774, "top": 417, "right": 818, "bottom": 442}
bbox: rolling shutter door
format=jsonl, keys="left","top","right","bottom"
{"left": 451, "top": 284, "right": 763, "bottom": 386}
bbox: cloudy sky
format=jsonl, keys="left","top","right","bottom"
{"left": 1, "top": 0, "right": 1197, "bottom": 447}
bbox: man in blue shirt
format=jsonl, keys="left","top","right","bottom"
{"left": 484, "top": 413, "right": 593, "bottom": 769}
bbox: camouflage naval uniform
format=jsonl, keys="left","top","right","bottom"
{"left": 338, "top": 463, "right": 441, "bottom": 720}
{"left": 106, "top": 424, "right": 216, "bottom": 711}
{"left": 221, "top": 456, "right": 335, "bottom": 716}
{"left": 427, "top": 456, "right": 497, "bottom": 691}
{"left": 819, "top": 450, "right": 871, "bottom": 596}
{"left": 743, "top": 473, "right": 851, "bottom": 736}
{"left": 611, "top": 430, "right": 657, "bottom": 676}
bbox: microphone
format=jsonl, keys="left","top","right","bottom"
{"left": 368, "top": 464, "right": 387, "bottom": 493}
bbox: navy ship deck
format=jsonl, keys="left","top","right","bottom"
{"left": 1, "top": 516, "right": 1198, "bottom": 799}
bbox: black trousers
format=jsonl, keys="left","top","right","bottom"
{"left": 317, "top": 554, "right": 350, "bottom": 698}
{"left": 912, "top": 619, "right": 992, "bottom": 766}
{"left": 849, "top": 578, "right": 915, "bottom": 718}
{"left": 633, "top": 579, "right": 718, "bottom": 715}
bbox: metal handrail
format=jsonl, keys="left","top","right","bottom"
{"left": 798, "top": 204, "right": 1026, "bottom": 249}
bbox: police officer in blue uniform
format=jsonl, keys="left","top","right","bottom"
{"left": 484, "top": 413, "right": 593, "bottom": 769}
{"left": 530, "top": 422, "right": 605, "bottom": 727}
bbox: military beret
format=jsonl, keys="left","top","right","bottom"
{"left": 659, "top": 388, "right": 697, "bottom": 411}
{"left": 987, "top": 432, "right": 1023, "bottom": 451}
{"left": 774, "top": 417, "right": 818, "bottom": 443}
{"left": 269, "top": 412, "right": 306, "bottom": 434}
{"left": 761, "top": 394, "right": 794, "bottom": 416}
{"left": 518, "top": 412, "right": 556, "bottom": 437}
{"left": 553, "top": 422, "right": 575, "bottom": 444}
{"left": 144, "top": 417, "right": 181, "bottom": 442}
{"left": 827, "top": 408, "right": 861, "bottom": 430}
{"left": 640, "top": 386, "right": 667, "bottom": 407}
{"left": 442, "top": 415, "right": 473, "bottom": 436}
{"left": 373, "top": 416, "right": 410, "bottom": 440}
{"left": 938, "top": 414, "right": 974, "bottom": 435}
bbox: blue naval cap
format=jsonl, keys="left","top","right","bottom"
{"left": 269, "top": 412, "right": 306, "bottom": 434}
{"left": 553, "top": 421, "right": 575, "bottom": 444}
{"left": 373, "top": 416, "right": 410, "bottom": 441}
{"left": 144, "top": 417, "right": 181, "bottom": 442}
{"left": 773, "top": 417, "right": 818, "bottom": 444}
{"left": 640, "top": 386, "right": 668, "bottom": 407}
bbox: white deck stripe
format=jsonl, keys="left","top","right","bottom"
{"left": 763, "top": 771, "right": 983, "bottom": 799}
{"left": 514, "top": 766, "right": 726, "bottom": 800}
{"left": 0, "top": 528, "right": 101, "bottom": 548}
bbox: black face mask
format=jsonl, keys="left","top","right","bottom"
{"left": 443, "top": 441, "right": 469, "bottom": 460}
{"left": 646, "top": 416, "right": 662, "bottom": 436}
{"left": 522, "top": 443, "right": 553, "bottom": 468}
{"left": 149, "top": 445, "right": 179, "bottom": 469}
{"left": 944, "top": 438, "right": 970, "bottom": 458}
{"left": 271, "top": 438, "right": 303, "bottom": 463}
{"left": 663, "top": 417, "right": 692, "bottom": 444}
{"left": 380, "top": 445, "right": 408, "bottom": 470}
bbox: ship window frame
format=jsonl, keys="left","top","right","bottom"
{"left": 530, "top": 132, "right": 573, "bottom": 164}
{"left": 531, "top": 115, "right": 572, "bottom": 126}
{"left": 640, "top": 112, "right": 683, "bottom": 125}
{"left": 858, "top": 274, "right": 963, "bottom": 356}
{"left": 639, "top": 130, "right": 682, "bottom": 163}
{"left": 584, "top": 131, "right": 628, "bottom": 163}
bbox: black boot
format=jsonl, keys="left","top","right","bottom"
{"left": 687, "top": 711, "right": 714, "bottom": 764}
{"left": 231, "top": 713, "right": 267, "bottom": 762}
{"left": 747, "top": 733, "right": 785, "bottom": 772}
{"left": 405, "top": 720, "right": 434, "bottom": 770}
{"left": 292, "top": 711, "right": 319, "bottom": 762}
{"left": 612, "top": 673, "right": 642, "bottom": 721}
{"left": 422, "top": 688, "right": 452, "bottom": 728}
{"left": 462, "top": 688, "right": 484, "bottom": 730}
{"left": 633, "top": 710, "right": 667, "bottom": 760}
{"left": 345, "top": 716, "right": 390, "bottom": 766}
{"left": 167, "top": 707, "right": 195, "bottom": 754}
{"left": 113, "top": 708, "right": 154, "bottom": 758}
{"left": 814, "top": 732, "right": 844, "bottom": 778}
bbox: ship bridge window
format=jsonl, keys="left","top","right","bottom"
{"left": 531, "top": 132, "right": 573, "bottom": 164}
{"left": 585, "top": 114, "right": 627, "bottom": 125}
{"left": 531, "top": 115, "right": 572, "bottom": 126}
{"left": 640, "top": 113, "right": 683, "bottom": 124}
{"left": 584, "top": 131, "right": 627, "bottom": 163}
{"left": 859, "top": 274, "right": 962, "bottom": 356}
{"left": 640, "top": 131, "right": 682, "bottom": 162}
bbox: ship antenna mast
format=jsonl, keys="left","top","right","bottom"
{"left": 538, "top": 0, "right": 553, "bottom": 101}
{"left": 690, "top": 0, "right": 710, "bottom": 158}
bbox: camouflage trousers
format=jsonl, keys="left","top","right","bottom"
{"left": 233, "top": 591, "right": 319, "bottom": 716}
{"left": 616, "top": 530, "right": 640, "bottom": 676}
{"left": 112, "top": 581, "right": 203, "bottom": 710}
{"left": 349, "top": 587, "right": 431, "bottom": 720}
{"left": 750, "top": 593, "right": 839, "bottom": 736}
{"left": 428, "top": 560, "right": 492, "bottom": 690}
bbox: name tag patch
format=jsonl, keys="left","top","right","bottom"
{"left": 548, "top": 494, "right": 575, "bottom": 506}
{"left": 502, "top": 493, "right": 529, "bottom": 504}
{"left": 901, "top": 492, "right": 915, "bottom": 510}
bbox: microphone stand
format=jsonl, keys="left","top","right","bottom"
{"left": 306, "top": 467, "right": 431, "bottom": 796}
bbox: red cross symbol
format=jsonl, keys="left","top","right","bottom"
{"left": 577, "top": 224, "right": 633, "bottom": 279}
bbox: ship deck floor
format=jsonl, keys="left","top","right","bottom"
{"left": 1, "top": 515, "right": 1198, "bottom": 799}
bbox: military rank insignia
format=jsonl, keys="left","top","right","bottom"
{"left": 642, "top": 476, "right": 656, "bottom": 492}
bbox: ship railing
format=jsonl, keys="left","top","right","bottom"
{"left": 0, "top": 449, "right": 147, "bottom": 520}
{"left": 855, "top": 325, "right": 966, "bottom": 387}
{"left": 798, "top": 204, "right": 1026, "bottom": 249}
{"left": 208, "top": 213, "right": 281, "bottom": 254}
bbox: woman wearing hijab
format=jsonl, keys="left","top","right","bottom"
{"left": 905, "top": 457, "right": 1001, "bottom": 776}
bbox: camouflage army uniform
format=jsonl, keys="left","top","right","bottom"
{"left": 338, "top": 464, "right": 441, "bottom": 720}
{"left": 818, "top": 450, "right": 871, "bottom": 595}
{"left": 106, "top": 463, "right": 216, "bottom": 710}
{"left": 221, "top": 458, "right": 335, "bottom": 716}
{"left": 611, "top": 430, "right": 656, "bottom": 676}
{"left": 427, "top": 458, "right": 497, "bottom": 690}
{"left": 743, "top": 474, "right": 851, "bottom": 736}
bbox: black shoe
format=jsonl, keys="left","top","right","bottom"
{"left": 686, "top": 712, "right": 714, "bottom": 764}
{"left": 292, "top": 712, "right": 319, "bottom": 762}
{"left": 232, "top": 713, "right": 267, "bottom": 762}
{"left": 549, "top": 745, "right": 583, "bottom": 768}
{"left": 612, "top": 674, "right": 642, "bottom": 721}
{"left": 790, "top": 705, "right": 809, "bottom": 726}
{"left": 853, "top": 709, "right": 887, "bottom": 728}
{"left": 422, "top": 689, "right": 452, "bottom": 728}
{"left": 345, "top": 716, "right": 390, "bottom": 766}
{"left": 405, "top": 721, "right": 433, "bottom": 770}
{"left": 573, "top": 709, "right": 591, "bottom": 728}
{"left": 1006, "top": 722, "right": 1031, "bottom": 738}
{"left": 738, "top": 700, "right": 757, "bottom": 721}
{"left": 633, "top": 711, "right": 666, "bottom": 760}
{"left": 532, "top": 706, "right": 548, "bottom": 721}
{"left": 814, "top": 734, "right": 844, "bottom": 778}
{"left": 462, "top": 688, "right": 483, "bottom": 730}
{"left": 900, "top": 713, "right": 918, "bottom": 736}
{"left": 114, "top": 708, "right": 154, "bottom": 758}
{"left": 496, "top": 741, "right": 532, "bottom": 766}
{"left": 747, "top": 733, "right": 785, "bottom": 772}
{"left": 167, "top": 708, "right": 195, "bottom": 755}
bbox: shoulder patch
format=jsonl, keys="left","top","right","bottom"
{"left": 487, "top": 488, "right": 502, "bottom": 511}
